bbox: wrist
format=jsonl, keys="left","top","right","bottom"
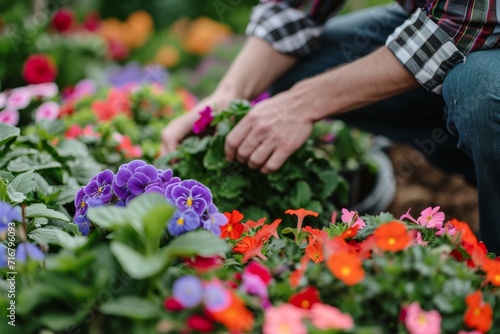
{"left": 290, "top": 78, "right": 339, "bottom": 122}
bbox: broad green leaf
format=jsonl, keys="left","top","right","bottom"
{"left": 99, "top": 296, "right": 160, "bottom": 319}
{"left": 28, "top": 227, "right": 87, "bottom": 250}
{"left": 110, "top": 241, "right": 168, "bottom": 279}
{"left": 142, "top": 203, "right": 175, "bottom": 250}
{"left": 0, "top": 178, "right": 7, "bottom": 201}
{"left": 289, "top": 181, "right": 312, "bottom": 208}
{"left": 7, "top": 187, "right": 26, "bottom": 203}
{"left": 203, "top": 136, "right": 226, "bottom": 170}
{"left": 126, "top": 193, "right": 172, "bottom": 235}
{"left": 182, "top": 136, "right": 210, "bottom": 154}
{"left": 56, "top": 138, "right": 89, "bottom": 158}
{"left": 165, "top": 229, "right": 229, "bottom": 259}
{"left": 7, "top": 152, "right": 62, "bottom": 172}
{"left": 0, "top": 148, "right": 39, "bottom": 169}
{"left": 87, "top": 205, "right": 129, "bottom": 229}
{"left": 0, "top": 123, "right": 19, "bottom": 147}
{"left": 317, "top": 170, "right": 339, "bottom": 198}
{"left": 25, "top": 203, "right": 70, "bottom": 222}
{"left": 0, "top": 171, "right": 14, "bottom": 181}
{"left": 8, "top": 170, "right": 35, "bottom": 194}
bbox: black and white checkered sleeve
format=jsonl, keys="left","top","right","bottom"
{"left": 386, "top": 9, "right": 465, "bottom": 94}
{"left": 245, "top": 2, "right": 324, "bottom": 57}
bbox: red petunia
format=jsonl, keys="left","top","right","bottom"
{"left": 289, "top": 286, "right": 321, "bottom": 310}
{"left": 220, "top": 210, "right": 245, "bottom": 240}
{"left": 23, "top": 54, "right": 57, "bottom": 84}
{"left": 51, "top": 9, "right": 74, "bottom": 32}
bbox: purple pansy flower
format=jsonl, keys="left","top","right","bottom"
{"left": 203, "top": 280, "right": 231, "bottom": 312}
{"left": 202, "top": 203, "right": 227, "bottom": 236}
{"left": 145, "top": 169, "right": 180, "bottom": 195}
{"left": 172, "top": 275, "right": 203, "bottom": 308}
{"left": 112, "top": 160, "right": 160, "bottom": 203}
{"left": 75, "top": 215, "right": 91, "bottom": 235}
{"left": 0, "top": 201, "right": 22, "bottom": 232}
{"left": 83, "top": 169, "right": 115, "bottom": 204}
{"left": 74, "top": 188, "right": 89, "bottom": 218}
{"left": 169, "top": 180, "right": 212, "bottom": 215}
{"left": 16, "top": 242, "right": 45, "bottom": 262}
{"left": 0, "top": 244, "right": 7, "bottom": 268}
{"left": 168, "top": 209, "right": 200, "bottom": 236}
{"left": 193, "top": 106, "right": 213, "bottom": 134}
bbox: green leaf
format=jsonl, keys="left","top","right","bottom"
{"left": 203, "top": 136, "right": 226, "bottom": 170}
{"left": 7, "top": 152, "right": 62, "bottom": 172}
{"left": 8, "top": 169, "right": 35, "bottom": 194}
{"left": 0, "top": 123, "right": 19, "bottom": 147}
{"left": 25, "top": 203, "right": 70, "bottom": 222}
{"left": 317, "top": 170, "right": 339, "bottom": 198}
{"left": 142, "top": 203, "right": 175, "bottom": 249}
{"left": 182, "top": 136, "right": 210, "bottom": 154}
{"left": 289, "top": 181, "right": 312, "bottom": 208}
{"left": 87, "top": 206, "right": 129, "bottom": 229}
{"left": 0, "top": 171, "right": 14, "bottom": 181}
{"left": 110, "top": 241, "right": 168, "bottom": 279}
{"left": 56, "top": 138, "right": 90, "bottom": 158}
{"left": 28, "top": 227, "right": 87, "bottom": 250}
{"left": 0, "top": 178, "right": 8, "bottom": 201}
{"left": 126, "top": 193, "right": 172, "bottom": 236}
{"left": 281, "top": 227, "right": 296, "bottom": 235}
{"left": 165, "top": 229, "right": 229, "bottom": 259}
{"left": 99, "top": 296, "right": 160, "bottom": 319}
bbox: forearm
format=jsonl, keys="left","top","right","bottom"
{"left": 214, "top": 36, "right": 298, "bottom": 101}
{"left": 292, "top": 46, "right": 420, "bottom": 121}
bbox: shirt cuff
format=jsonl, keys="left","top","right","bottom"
{"left": 245, "top": 2, "right": 323, "bottom": 57}
{"left": 386, "top": 8, "right": 466, "bottom": 94}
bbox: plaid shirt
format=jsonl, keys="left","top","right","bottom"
{"left": 246, "top": 0, "right": 500, "bottom": 93}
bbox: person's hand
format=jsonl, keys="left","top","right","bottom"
{"left": 224, "top": 88, "right": 315, "bottom": 174}
{"left": 160, "top": 95, "right": 233, "bottom": 155}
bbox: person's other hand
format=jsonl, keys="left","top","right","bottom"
{"left": 224, "top": 89, "right": 315, "bottom": 174}
{"left": 160, "top": 95, "right": 233, "bottom": 155}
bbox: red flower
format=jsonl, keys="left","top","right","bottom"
{"left": 302, "top": 226, "right": 328, "bottom": 245}
{"left": 163, "top": 297, "right": 183, "bottom": 311}
{"left": 289, "top": 286, "right": 321, "bottom": 310}
{"left": 482, "top": 258, "right": 500, "bottom": 286}
{"left": 186, "top": 315, "right": 214, "bottom": 333}
{"left": 221, "top": 210, "right": 245, "bottom": 240}
{"left": 83, "top": 11, "right": 101, "bottom": 32}
{"left": 341, "top": 225, "right": 359, "bottom": 239}
{"left": 23, "top": 54, "right": 57, "bottom": 84}
{"left": 244, "top": 217, "right": 267, "bottom": 231}
{"left": 51, "top": 9, "right": 74, "bottom": 32}
{"left": 184, "top": 255, "right": 222, "bottom": 273}
{"left": 246, "top": 261, "right": 272, "bottom": 285}
{"left": 233, "top": 236, "right": 257, "bottom": 254}
{"left": 290, "top": 254, "right": 309, "bottom": 288}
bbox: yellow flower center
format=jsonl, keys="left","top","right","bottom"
{"left": 186, "top": 197, "right": 193, "bottom": 207}
{"left": 227, "top": 224, "right": 233, "bottom": 232}
{"left": 341, "top": 267, "right": 351, "bottom": 276}
{"left": 301, "top": 300, "right": 310, "bottom": 308}
{"left": 494, "top": 274, "right": 500, "bottom": 284}
{"left": 80, "top": 201, "right": 86, "bottom": 208}
{"left": 97, "top": 186, "right": 103, "bottom": 194}
{"left": 388, "top": 238, "right": 396, "bottom": 245}
{"left": 474, "top": 307, "right": 481, "bottom": 316}
{"left": 417, "top": 314, "right": 427, "bottom": 325}
{"left": 177, "top": 217, "right": 184, "bottom": 226}
{"left": 278, "top": 324, "right": 292, "bottom": 334}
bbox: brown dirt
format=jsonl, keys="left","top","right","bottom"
{"left": 386, "top": 144, "right": 479, "bottom": 232}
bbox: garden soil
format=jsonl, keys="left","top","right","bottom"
{"left": 386, "top": 144, "right": 479, "bottom": 233}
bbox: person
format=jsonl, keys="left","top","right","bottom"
{"left": 161, "top": 0, "right": 500, "bottom": 254}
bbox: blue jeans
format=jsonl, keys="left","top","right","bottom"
{"left": 269, "top": 4, "right": 500, "bottom": 254}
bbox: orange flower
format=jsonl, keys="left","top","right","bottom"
{"left": 483, "top": 258, "right": 500, "bottom": 286}
{"left": 242, "top": 239, "right": 267, "bottom": 263}
{"left": 220, "top": 210, "right": 244, "bottom": 240}
{"left": 463, "top": 290, "right": 493, "bottom": 332}
{"left": 327, "top": 251, "right": 365, "bottom": 286}
{"left": 233, "top": 236, "right": 257, "bottom": 254}
{"left": 302, "top": 226, "right": 328, "bottom": 245}
{"left": 182, "top": 17, "right": 231, "bottom": 55}
{"left": 449, "top": 218, "right": 478, "bottom": 245}
{"left": 285, "top": 208, "right": 319, "bottom": 231}
{"left": 306, "top": 241, "right": 324, "bottom": 263}
{"left": 244, "top": 217, "right": 267, "bottom": 230}
{"left": 373, "top": 221, "right": 412, "bottom": 252}
{"left": 209, "top": 291, "right": 254, "bottom": 332}
{"left": 254, "top": 218, "right": 282, "bottom": 243}
{"left": 341, "top": 225, "right": 359, "bottom": 239}
{"left": 290, "top": 254, "right": 310, "bottom": 288}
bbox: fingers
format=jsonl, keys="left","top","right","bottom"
{"left": 247, "top": 136, "right": 276, "bottom": 169}
{"left": 225, "top": 115, "right": 253, "bottom": 162}
{"left": 260, "top": 145, "right": 294, "bottom": 174}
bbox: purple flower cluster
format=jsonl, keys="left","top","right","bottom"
{"left": 172, "top": 275, "right": 230, "bottom": 311}
{"left": 74, "top": 160, "right": 227, "bottom": 237}
{"left": 0, "top": 201, "right": 22, "bottom": 233}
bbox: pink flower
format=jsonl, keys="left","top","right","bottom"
{"left": 414, "top": 231, "right": 428, "bottom": 246}
{"left": 263, "top": 304, "right": 307, "bottom": 334}
{"left": 341, "top": 209, "right": 365, "bottom": 229}
{"left": 113, "top": 133, "right": 142, "bottom": 158}
{"left": 458, "top": 331, "right": 482, "bottom": 334}
{"left": 29, "top": 83, "right": 58, "bottom": 99}
{"left": 6, "top": 88, "right": 32, "bottom": 110}
{"left": 402, "top": 302, "right": 441, "bottom": 334}
{"left": 435, "top": 220, "right": 458, "bottom": 237}
{"left": 0, "top": 92, "right": 6, "bottom": 109}
{"left": 35, "top": 101, "right": 60, "bottom": 122}
{"left": 63, "top": 79, "right": 96, "bottom": 103}
{"left": 400, "top": 208, "right": 418, "bottom": 223}
{"left": 193, "top": 106, "right": 213, "bottom": 134}
{"left": 0, "top": 109, "right": 20, "bottom": 126}
{"left": 417, "top": 206, "right": 445, "bottom": 229}
{"left": 309, "top": 303, "right": 354, "bottom": 330}
{"left": 251, "top": 91, "right": 270, "bottom": 106}
{"left": 241, "top": 267, "right": 270, "bottom": 308}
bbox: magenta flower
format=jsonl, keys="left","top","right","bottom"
{"left": 417, "top": 206, "right": 445, "bottom": 229}
{"left": 402, "top": 302, "right": 441, "bottom": 334}
{"left": 16, "top": 242, "right": 45, "bottom": 263}
{"left": 263, "top": 304, "right": 308, "bottom": 334}
{"left": 0, "top": 109, "right": 20, "bottom": 126}
{"left": 168, "top": 209, "right": 200, "bottom": 236}
{"left": 6, "top": 87, "right": 31, "bottom": 110}
{"left": 192, "top": 106, "right": 213, "bottom": 134}
{"left": 35, "top": 101, "right": 60, "bottom": 122}
{"left": 309, "top": 303, "right": 354, "bottom": 331}
{"left": 202, "top": 280, "right": 231, "bottom": 312}
{"left": 250, "top": 91, "right": 270, "bottom": 106}
{"left": 172, "top": 275, "right": 203, "bottom": 308}
{"left": 341, "top": 208, "right": 365, "bottom": 229}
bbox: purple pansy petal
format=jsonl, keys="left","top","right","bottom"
{"left": 0, "top": 244, "right": 7, "bottom": 268}
{"left": 127, "top": 173, "right": 151, "bottom": 195}
{"left": 172, "top": 275, "right": 203, "bottom": 308}
{"left": 75, "top": 215, "right": 91, "bottom": 235}
{"left": 16, "top": 242, "right": 45, "bottom": 262}
{"left": 135, "top": 165, "right": 159, "bottom": 182}
{"left": 191, "top": 185, "right": 212, "bottom": 205}
{"left": 203, "top": 281, "right": 231, "bottom": 312}
{"left": 168, "top": 209, "right": 200, "bottom": 236}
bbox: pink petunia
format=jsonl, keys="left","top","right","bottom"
{"left": 403, "top": 302, "right": 441, "bottom": 334}
{"left": 193, "top": 106, "right": 213, "bottom": 134}
{"left": 435, "top": 220, "right": 458, "bottom": 237}
{"left": 29, "top": 82, "right": 58, "bottom": 99}
{"left": 0, "top": 109, "right": 20, "bottom": 126}
{"left": 413, "top": 231, "right": 428, "bottom": 246}
{"left": 309, "top": 303, "right": 354, "bottom": 330}
{"left": 35, "top": 101, "right": 60, "bottom": 122}
{"left": 458, "top": 331, "right": 482, "bottom": 334}
{"left": 417, "top": 206, "right": 445, "bottom": 229}
{"left": 263, "top": 304, "right": 307, "bottom": 334}
{"left": 341, "top": 208, "right": 366, "bottom": 229}
{"left": 6, "top": 87, "right": 32, "bottom": 110}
